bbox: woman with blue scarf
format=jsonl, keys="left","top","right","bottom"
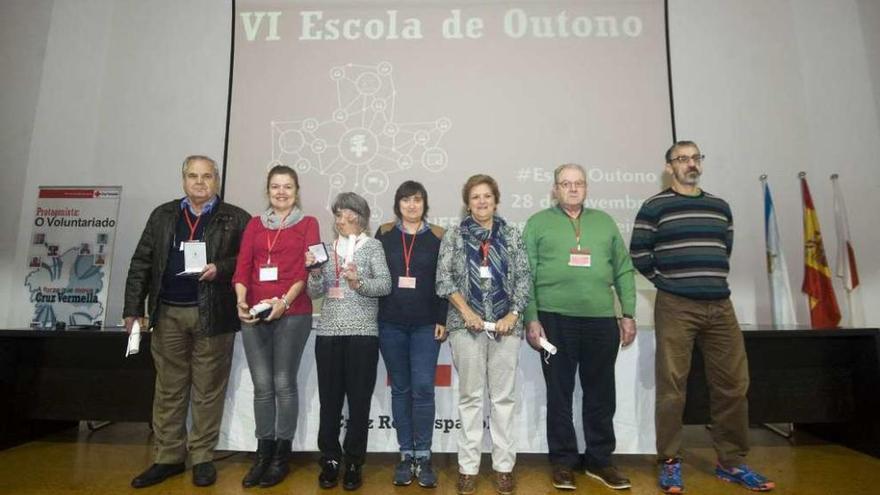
{"left": 436, "top": 174, "right": 531, "bottom": 495}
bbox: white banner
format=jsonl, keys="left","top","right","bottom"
{"left": 22, "top": 186, "right": 121, "bottom": 329}
{"left": 218, "top": 329, "right": 657, "bottom": 454}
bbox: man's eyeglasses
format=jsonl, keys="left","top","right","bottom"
{"left": 556, "top": 180, "right": 586, "bottom": 190}
{"left": 669, "top": 154, "right": 705, "bottom": 165}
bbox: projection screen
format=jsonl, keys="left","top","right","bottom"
{"left": 222, "top": 0, "right": 672, "bottom": 454}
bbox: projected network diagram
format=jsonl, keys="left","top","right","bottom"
{"left": 270, "top": 62, "right": 451, "bottom": 222}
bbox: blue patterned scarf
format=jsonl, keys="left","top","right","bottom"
{"left": 461, "top": 215, "right": 509, "bottom": 320}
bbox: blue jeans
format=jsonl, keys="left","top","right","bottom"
{"left": 241, "top": 314, "right": 311, "bottom": 441}
{"left": 378, "top": 321, "right": 440, "bottom": 457}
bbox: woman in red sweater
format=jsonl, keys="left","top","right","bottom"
{"left": 232, "top": 165, "right": 319, "bottom": 488}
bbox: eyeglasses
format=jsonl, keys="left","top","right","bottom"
{"left": 556, "top": 180, "right": 586, "bottom": 190}
{"left": 669, "top": 154, "right": 705, "bottom": 165}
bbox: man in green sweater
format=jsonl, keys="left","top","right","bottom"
{"left": 523, "top": 163, "right": 637, "bottom": 492}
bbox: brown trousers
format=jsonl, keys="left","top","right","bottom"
{"left": 151, "top": 304, "right": 235, "bottom": 464}
{"left": 654, "top": 290, "right": 750, "bottom": 466}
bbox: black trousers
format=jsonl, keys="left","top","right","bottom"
{"left": 539, "top": 312, "right": 620, "bottom": 469}
{"left": 315, "top": 335, "right": 379, "bottom": 466}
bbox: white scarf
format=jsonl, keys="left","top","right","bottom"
{"left": 334, "top": 232, "right": 368, "bottom": 265}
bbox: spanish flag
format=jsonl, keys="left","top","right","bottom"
{"left": 800, "top": 174, "right": 841, "bottom": 328}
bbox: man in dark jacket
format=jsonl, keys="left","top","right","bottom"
{"left": 124, "top": 155, "right": 250, "bottom": 488}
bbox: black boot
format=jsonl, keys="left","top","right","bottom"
{"left": 318, "top": 457, "right": 341, "bottom": 489}
{"left": 242, "top": 439, "right": 275, "bottom": 488}
{"left": 259, "top": 439, "right": 291, "bottom": 487}
{"left": 343, "top": 463, "right": 362, "bottom": 491}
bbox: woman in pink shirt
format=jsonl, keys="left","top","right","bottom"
{"left": 232, "top": 165, "right": 319, "bottom": 488}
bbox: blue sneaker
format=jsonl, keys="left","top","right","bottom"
{"left": 414, "top": 456, "right": 438, "bottom": 488}
{"left": 393, "top": 454, "right": 414, "bottom": 486}
{"left": 658, "top": 458, "right": 683, "bottom": 494}
{"left": 715, "top": 464, "right": 775, "bottom": 491}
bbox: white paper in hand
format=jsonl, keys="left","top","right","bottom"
{"left": 344, "top": 234, "right": 356, "bottom": 265}
{"left": 125, "top": 320, "right": 142, "bottom": 357}
{"left": 538, "top": 336, "right": 557, "bottom": 355}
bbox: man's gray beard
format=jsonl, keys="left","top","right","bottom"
{"left": 677, "top": 171, "right": 700, "bottom": 185}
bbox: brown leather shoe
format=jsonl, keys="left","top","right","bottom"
{"left": 585, "top": 465, "right": 631, "bottom": 490}
{"left": 494, "top": 471, "right": 515, "bottom": 495}
{"left": 457, "top": 473, "right": 476, "bottom": 494}
{"left": 552, "top": 466, "right": 576, "bottom": 490}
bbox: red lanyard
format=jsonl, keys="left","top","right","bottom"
{"left": 400, "top": 223, "right": 420, "bottom": 277}
{"left": 265, "top": 213, "right": 290, "bottom": 264}
{"left": 568, "top": 210, "right": 584, "bottom": 250}
{"left": 480, "top": 239, "right": 491, "bottom": 266}
{"left": 183, "top": 208, "right": 202, "bottom": 241}
{"left": 333, "top": 239, "right": 342, "bottom": 288}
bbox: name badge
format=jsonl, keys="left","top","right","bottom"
{"left": 479, "top": 266, "right": 492, "bottom": 279}
{"left": 259, "top": 264, "right": 278, "bottom": 282}
{"left": 568, "top": 248, "right": 591, "bottom": 267}
{"left": 328, "top": 287, "right": 344, "bottom": 299}
{"left": 398, "top": 276, "right": 417, "bottom": 289}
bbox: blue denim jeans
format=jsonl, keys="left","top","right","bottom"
{"left": 378, "top": 321, "right": 440, "bottom": 457}
{"left": 241, "top": 314, "right": 311, "bottom": 441}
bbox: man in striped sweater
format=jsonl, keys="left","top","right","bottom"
{"left": 630, "top": 141, "right": 775, "bottom": 493}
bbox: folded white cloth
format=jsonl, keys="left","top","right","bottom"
{"left": 125, "top": 320, "right": 142, "bottom": 357}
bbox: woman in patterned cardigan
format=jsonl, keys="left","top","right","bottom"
{"left": 306, "top": 192, "right": 391, "bottom": 491}
{"left": 435, "top": 174, "right": 531, "bottom": 495}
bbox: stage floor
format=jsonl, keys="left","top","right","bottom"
{"left": 0, "top": 422, "right": 878, "bottom": 495}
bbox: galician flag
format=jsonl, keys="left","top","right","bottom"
{"left": 831, "top": 174, "right": 864, "bottom": 327}
{"left": 762, "top": 178, "right": 797, "bottom": 326}
{"left": 800, "top": 174, "right": 841, "bottom": 328}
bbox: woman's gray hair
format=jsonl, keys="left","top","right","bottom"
{"left": 332, "top": 192, "right": 371, "bottom": 232}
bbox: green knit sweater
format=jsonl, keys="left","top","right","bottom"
{"left": 523, "top": 206, "right": 636, "bottom": 322}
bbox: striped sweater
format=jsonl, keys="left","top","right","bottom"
{"left": 629, "top": 189, "right": 734, "bottom": 300}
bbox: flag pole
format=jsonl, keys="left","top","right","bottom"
{"left": 799, "top": 171, "right": 809, "bottom": 319}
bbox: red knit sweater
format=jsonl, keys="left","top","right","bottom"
{"left": 232, "top": 215, "right": 320, "bottom": 316}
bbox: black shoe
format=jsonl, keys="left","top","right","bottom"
{"left": 131, "top": 462, "right": 185, "bottom": 488}
{"left": 318, "top": 457, "right": 341, "bottom": 489}
{"left": 552, "top": 465, "right": 577, "bottom": 490}
{"left": 585, "top": 465, "right": 631, "bottom": 490}
{"left": 343, "top": 463, "right": 362, "bottom": 491}
{"left": 242, "top": 439, "right": 275, "bottom": 488}
{"left": 192, "top": 461, "right": 217, "bottom": 487}
{"left": 259, "top": 439, "right": 291, "bottom": 487}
